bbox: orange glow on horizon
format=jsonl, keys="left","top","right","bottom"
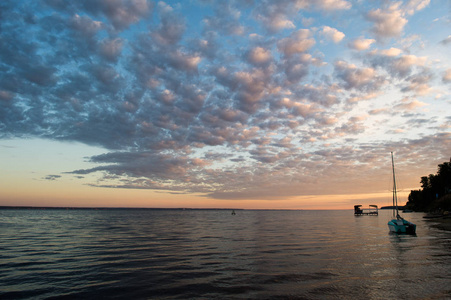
{"left": 0, "top": 179, "right": 411, "bottom": 210}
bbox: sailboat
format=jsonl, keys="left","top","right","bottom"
{"left": 387, "top": 152, "right": 416, "bottom": 234}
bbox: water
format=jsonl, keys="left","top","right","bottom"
{"left": 1, "top": 209, "right": 450, "bottom": 299}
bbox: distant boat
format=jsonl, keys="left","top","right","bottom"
{"left": 231, "top": 210, "right": 236, "bottom": 215}
{"left": 387, "top": 152, "right": 416, "bottom": 234}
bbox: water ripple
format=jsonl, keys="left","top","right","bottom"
{"left": 1, "top": 209, "right": 450, "bottom": 299}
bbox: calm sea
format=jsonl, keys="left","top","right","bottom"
{"left": 1, "top": 209, "right": 450, "bottom": 299}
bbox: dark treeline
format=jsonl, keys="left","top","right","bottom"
{"left": 406, "top": 158, "right": 451, "bottom": 212}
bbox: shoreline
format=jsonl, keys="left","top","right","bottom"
{"left": 424, "top": 217, "right": 451, "bottom": 232}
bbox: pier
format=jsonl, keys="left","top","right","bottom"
{"left": 354, "top": 205, "right": 378, "bottom": 216}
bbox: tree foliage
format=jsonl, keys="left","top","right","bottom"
{"left": 406, "top": 159, "right": 451, "bottom": 212}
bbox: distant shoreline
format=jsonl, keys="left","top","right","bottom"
{"left": 379, "top": 205, "right": 406, "bottom": 210}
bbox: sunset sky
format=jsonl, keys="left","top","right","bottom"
{"left": 1, "top": 0, "right": 450, "bottom": 209}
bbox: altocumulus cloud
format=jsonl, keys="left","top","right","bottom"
{"left": 1, "top": 0, "right": 450, "bottom": 201}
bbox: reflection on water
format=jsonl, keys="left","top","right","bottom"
{"left": 0, "top": 209, "right": 450, "bottom": 299}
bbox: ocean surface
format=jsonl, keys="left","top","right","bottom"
{"left": 1, "top": 209, "right": 450, "bottom": 299}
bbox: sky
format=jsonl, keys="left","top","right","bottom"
{"left": 0, "top": 0, "right": 450, "bottom": 209}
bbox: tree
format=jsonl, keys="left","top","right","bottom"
{"left": 437, "top": 161, "right": 451, "bottom": 194}
{"left": 406, "top": 158, "right": 451, "bottom": 212}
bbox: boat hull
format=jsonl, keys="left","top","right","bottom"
{"left": 388, "top": 219, "right": 416, "bottom": 234}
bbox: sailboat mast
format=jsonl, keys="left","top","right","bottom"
{"left": 391, "top": 152, "right": 399, "bottom": 218}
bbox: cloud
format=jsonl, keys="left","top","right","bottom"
{"left": 151, "top": 3, "right": 186, "bottom": 46}
{"left": 0, "top": 90, "right": 13, "bottom": 101}
{"left": 443, "top": 69, "right": 451, "bottom": 83}
{"left": 379, "top": 47, "right": 402, "bottom": 56}
{"left": 70, "top": 14, "right": 103, "bottom": 38}
{"left": 334, "top": 60, "right": 386, "bottom": 91}
{"left": 252, "top": 1, "right": 297, "bottom": 33}
{"left": 212, "top": 66, "right": 271, "bottom": 114}
{"left": 320, "top": 26, "right": 345, "bottom": 43}
{"left": 43, "top": 175, "right": 62, "bottom": 181}
{"left": 281, "top": 58, "right": 310, "bottom": 84}
{"left": 401, "top": 73, "right": 433, "bottom": 96}
{"left": 312, "top": 0, "right": 352, "bottom": 11}
{"left": 257, "top": 12, "right": 295, "bottom": 33}
{"left": 348, "top": 38, "right": 375, "bottom": 50}
{"left": 368, "top": 108, "right": 389, "bottom": 115}
{"left": 84, "top": 0, "right": 152, "bottom": 31}
{"left": 293, "top": 84, "right": 339, "bottom": 107}
{"left": 403, "top": 0, "right": 430, "bottom": 15}
{"left": 0, "top": 0, "right": 449, "bottom": 203}
{"left": 275, "top": 97, "right": 320, "bottom": 118}
{"left": 366, "top": 3, "right": 408, "bottom": 39}
{"left": 366, "top": 1, "right": 430, "bottom": 40}
{"left": 168, "top": 51, "right": 202, "bottom": 72}
{"left": 392, "top": 55, "right": 427, "bottom": 76}
{"left": 98, "top": 38, "right": 124, "bottom": 62}
{"left": 368, "top": 53, "right": 428, "bottom": 78}
{"left": 233, "top": 69, "right": 270, "bottom": 113}
{"left": 203, "top": 2, "right": 245, "bottom": 35}
{"left": 253, "top": 0, "right": 350, "bottom": 33}
{"left": 347, "top": 92, "right": 379, "bottom": 104}
{"left": 277, "top": 29, "right": 316, "bottom": 56}
{"left": 395, "top": 97, "right": 428, "bottom": 111}
{"left": 47, "top": 0, "right": 153, "bottom": 32}
{"left": 441, "top": 35, "right": 451, "bottom": 45}
{"left": 245, "top": 46, "right": 273, "bottom": 66}
{"left": 191, "top": 33, "right": 220, "bottom": 60}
